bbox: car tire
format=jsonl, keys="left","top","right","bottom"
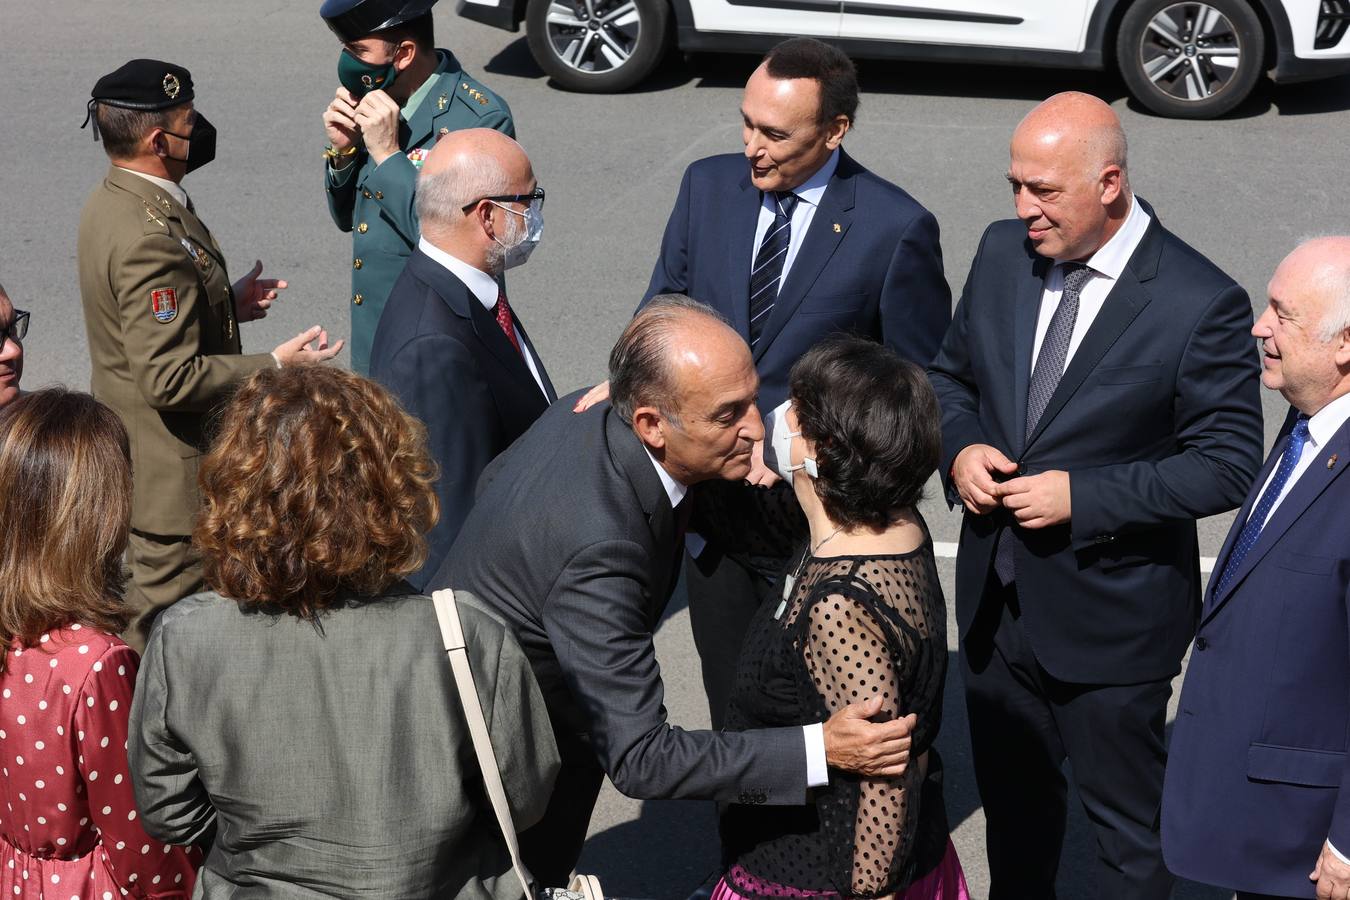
{"left": 525, "top": 0, "right": 670, "bottom": 92}
{"left": 1116, "top": 0, "right": 1265, "bottom": 118}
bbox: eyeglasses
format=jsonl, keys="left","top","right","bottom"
{"left": 0, "top": 310, "right": 28, "bottom": 347}
{"left": 461, "top": 185, "right": 546, "bottom": 214}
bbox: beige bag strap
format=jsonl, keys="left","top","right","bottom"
{"left": 432, "top": 589, "right": 537, "bottom": 900}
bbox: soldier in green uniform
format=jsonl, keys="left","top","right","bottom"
{"left": 77, "top": 60, "right": 343, "bottom": 649}
{"left": 321, "top": 0, "right": 515, "bottom": 374}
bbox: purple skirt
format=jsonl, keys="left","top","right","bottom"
{"left": 712, "top": 838, "right": 971, "bottom": 900}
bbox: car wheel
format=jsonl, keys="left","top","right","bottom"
{"left": 525, "top": 0, "right": 670, "bottom": 92}
{"left": 1116, "top": 0, "right": 1265, "bottom": 118}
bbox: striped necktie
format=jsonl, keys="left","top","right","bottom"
{"left": 748, "top": 191, "right": 799, "bottom": 348}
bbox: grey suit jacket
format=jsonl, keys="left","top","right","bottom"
{"left": 431, "top": 397, "right": 808, "bottom": 806}
{"left": 128, "top": 589, "right": 559, "bottom": 899}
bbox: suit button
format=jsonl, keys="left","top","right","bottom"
{"left": 374, "top": 190, "right": 384, "bottom": 200}
{"left": 362, "top": 189, "right": 372, "bottom": 199}
{"left": 1195, "top": 636, "right": 1208, "bottom": 651}
{"left": 1017, "top": 465, "right": 1027, "bottom": 475}
{"left": 353, "top": 258, "right": 363, "bottom": 270}
{"left": 353, "top": 293, "right": 364, "bottom": 306}
{"left": 357, "top": 222, "right": 368, "bottom": 233}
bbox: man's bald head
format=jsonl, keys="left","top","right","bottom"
{"left": 609, "top": 296, "right": 763, "bottom": 485}
{"left": 414, "top": 128, "right": 536, "bottom": 272}
{"left": 1007, "top": 92, "right": 1133, "bottom": 262}
{"left": 1014, "top": 91, "right": 1129, "bottom": 183}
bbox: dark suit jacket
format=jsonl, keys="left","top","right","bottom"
{"left": 927, "top": 202, "right": 1262, "bottom": 685}
{"left": 370, "top": 249, "right": 556, "bottom": 592}
{"left": 1163, "top": 408, "right": 1350, "bottom": 897}
{"left": 431, "top": 397, "right": 809, "bottom": 805}
{"left": 644, "top": 150, "right": 951, "bottom": 413}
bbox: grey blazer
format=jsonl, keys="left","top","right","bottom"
{"left": 128, "top": 589, "right": 559, "bottom": 899}
{"left": 431, "top": 397, "right": 808, "bottom": 805}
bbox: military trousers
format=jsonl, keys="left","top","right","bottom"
{"left": 123, "top": 530, "right": 203, "bottom": 653}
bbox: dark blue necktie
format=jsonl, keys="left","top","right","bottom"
{"left": 1213, "top": 415, "right": 1311, "bottom": 595}
{"left": 748, "top": 191, "right": 799, "bottom": 348}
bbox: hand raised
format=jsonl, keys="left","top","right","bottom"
{"left": 744, "top": 439, "right": 782, "bottom": 488}
{"left": 232, "top": 259, "right": 287, "bottom": 323}
{"left": 353, "top": 90, "right": 401, "bottom": 166}
{"left": 273, "top": 326, "right": 344, "bottom": 367}
{"left": 823, "top": 697, "right": 917, "bottom": 777}
{"left": 323, "top": 87, "right": 362, "bottom": 156}
{"left": 573, "top": 379, "right": 611, "bottom": 413}
{"left": 952, "top": 443, "right": 1018, "bottom": 514}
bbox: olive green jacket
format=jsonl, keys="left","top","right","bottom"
{"left": 326, "top": 50, "right": 514, "bottom": 374}
{"left": 78, "top": 167, "right": 273, "bottom": 536}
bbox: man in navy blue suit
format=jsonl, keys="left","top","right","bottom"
{"left": 578, "top": 38, "right": 950, "bottom": 728}
{"left": 928, "top": 92, "right": 1262, "bottom": 898}
{"left": 370, "top": 128, "right": 555, "bottom": 591}
{"left": 1163, "top": 237, "right": 1350, "bottom": 900}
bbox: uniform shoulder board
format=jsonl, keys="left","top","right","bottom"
{"left": 450, "top": 74, "right": 507, "bottom": 118}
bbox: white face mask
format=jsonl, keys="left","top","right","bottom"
{"left": 764, "top": 403, "right": 817, "bottom": 484}
{"left": 492, "top": 199, "right": 544, "bottom": 270}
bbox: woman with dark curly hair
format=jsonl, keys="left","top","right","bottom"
{"left": 126, "top": 366, "right": 559, "bottom": 898}
{"left": 0, "top": 389, "right": 200, "bottom": 899}
{"left": 715, "top": 336, "right": 969, "bottom": 900}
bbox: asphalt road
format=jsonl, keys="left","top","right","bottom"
{"left": 3, "top": 3, "right": 1349, "bottom": 896}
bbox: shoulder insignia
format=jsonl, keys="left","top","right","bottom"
{"left": 460, "top": 82, "right": 491, "bottom": 106}
{"left": 144, "top": 205, "right": 165, "bottom": 228}
{"left": 150, "top": 287, "right": 179, "bottom": 323}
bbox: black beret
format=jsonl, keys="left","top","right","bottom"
{"left": 91, "top": 59, "right": 194, "bottom": 111}
{"left": 320, "top": 0, "right": 438, "bottom": 43}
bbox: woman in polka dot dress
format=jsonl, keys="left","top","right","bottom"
{"left": 716, "top": 341, "right": 969, "bottom": 900}
{"left": 0, "top": 390, "right": 199, "bottom": 899}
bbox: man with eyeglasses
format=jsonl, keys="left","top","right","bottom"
{"left": 0, "top": 284, "right": 27, "bottom": 408}
{"left": 370, "top": 127, "right": 553, "bottom": 591}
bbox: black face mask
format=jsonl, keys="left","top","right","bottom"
{"left": 161, "top": 113, "right": 217, "bottom": 174}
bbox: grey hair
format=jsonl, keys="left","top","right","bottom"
{"left": 609, "top": 295, "right": 730, "bottom": 427}
{"left": 414, "top": 150, "right": 511, "bottom": 226}
{"left": 1317, "top": 254, "right": 1350, "bottom": 342}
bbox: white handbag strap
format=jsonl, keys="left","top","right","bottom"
{"left": 432, "top": 589, "right": 536, "bottom": 900}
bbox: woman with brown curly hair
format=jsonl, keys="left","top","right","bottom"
{"left": 126, "top": 366, "right": 559, "bottom": 898}
{"left": 0, "top": 389, "right": 200, "bottom": 899}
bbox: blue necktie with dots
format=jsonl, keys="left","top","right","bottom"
{"left": 1214, "top": 415, "right": 1311, "bottom": 596}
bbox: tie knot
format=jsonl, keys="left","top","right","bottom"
{"left": 1292, "top": 415, "right": 1311, "bottom": 442}
{"left": 1061, "top": 263, "right": 1092, "bottom": 294}
{"left": 773, "top": 191, "right": 799, "bottom": 218}
{"left": 495, "top": 291, "right": 510, "bottom": 313}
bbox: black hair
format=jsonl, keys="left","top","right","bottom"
{"left": 763, "top": 37, "right": 859, "bottom": 127}
{"left": 789, "top": 336, "right": 940, "bottom": 530}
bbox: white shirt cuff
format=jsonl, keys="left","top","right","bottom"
{"left": 1329, "top": 839, "right": 1350, "bottom": 866}
{"left": 803, "top": 722, "right": 828, "bottom": 787}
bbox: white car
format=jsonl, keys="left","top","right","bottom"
{"left": 456, "top": 0, "right": 1350, "bottom": 118}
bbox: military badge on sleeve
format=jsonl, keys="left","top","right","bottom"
{"left": 407, "top": 148, "right": 429, "bottom": 169}
{"left": 150, "top": 287, "right": 178, "bottom": 323}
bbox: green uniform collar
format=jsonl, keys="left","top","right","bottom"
{"left": 401, "top": 49, "right": 459, "bottom": 123}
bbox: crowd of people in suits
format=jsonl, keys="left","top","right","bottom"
{"left": 2, "top": 0, "right": 1350, "bottom": 898}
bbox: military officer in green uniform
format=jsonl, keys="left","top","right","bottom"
{"left": 77, "top": 60, "right": 343, "bottom": 649}
{"left": 321, "top": 0, "right": 515, "bottom": 374}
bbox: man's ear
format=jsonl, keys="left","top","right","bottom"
{"left": 633, "top": 407, "right": 667, "bottom": 450}
{"left": 1099, "top": 165, "right": 1124, "bottom": 206}
{"left": 824, "top": 115, "right": 850, "bottom": 150}
{"left": 394, "top": 39, "right": 418, "bottom": 72}
{"left": 1333, "top": 327, "right": 1350, "bottom": 370}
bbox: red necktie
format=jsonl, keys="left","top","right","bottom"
{"left": 494, "top": 291, "right": 522, "bottom": 356}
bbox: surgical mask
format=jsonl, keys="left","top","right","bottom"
{"left": 492, "top": 200, "right": 544, "bottom": 270}
{"left": 161, "top": 113, "right": 217, "bottom": 174}
{"left": 338, "top": 49, "right": 397, "bottom": 98}
{"left": 764, "top": 404, "right": 817, "bottom": 484}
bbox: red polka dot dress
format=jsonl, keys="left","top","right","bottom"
{"left": 0, "top": 627, "right": 199, "bottom": 899}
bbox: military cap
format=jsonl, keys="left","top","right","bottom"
{"left": 321, "top": 0, "right": 438, "bottom": 43}
{"left": 82, "top": 59, "right": 193, "bottom": 138}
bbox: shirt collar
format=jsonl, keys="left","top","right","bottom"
{"left": 1063, "top": 194, "right": 1150, "bottom": 280}
{"left": 1307, "top": 390, "right": 1350, "bottom": 448}
{"left": 115, "top": 166, "right": 189, "bottom": 209}
{"left": 642, "top": 446, "right": 688, "bottom": 508}
{"left": 417, "top": 237, "right": 500, "bottom": 311}
{"left": 781, "top": 147, "right": 839, "bottom": 208}
{"left": 401, "top": 50, "right": 448, "bottom": 122}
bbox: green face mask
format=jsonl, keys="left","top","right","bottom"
{"left": 338, "top": 49, "right": 398, "bottom": 98}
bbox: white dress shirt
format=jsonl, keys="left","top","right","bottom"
{"left": 116, "top": 166, "right": 189, "bottom": 209}
{"left": 749, "top": 148, "right": 840, "bottom": 290}
{"left": 416, "top": 238, "right": 548, "bottom": 399}
{"left": 1246, "top": 391, "right": 1350, "bottom": 525}
{"left": 1030, "top": 196, "right": 1151, "bottom": 371}
{"left": 641, "top": 447, "right": 829, "bottom": 788}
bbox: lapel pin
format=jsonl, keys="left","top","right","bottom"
{"left": 437, "top": 94, "right": 448, "bottom": 111}
{"left": 1328, "top": 454, "right": 1338, "bottom": 469}
{"left": 832, "top": 222, "right": 841, "bottom": 233}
